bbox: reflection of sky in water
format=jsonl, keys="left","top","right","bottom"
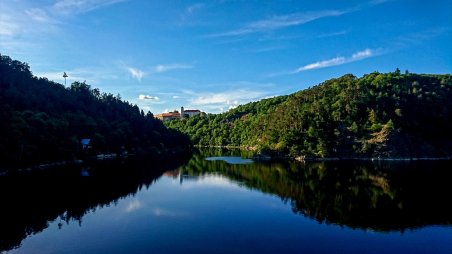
{"left": 205, "top": 156, "right": 254, "bottom": 164}
{"left": 9, "top": 172, "right": 452, "bottom": 254}
{"left": 179, "top": 174, "right": 241, "bottom": 190}
{"left": 124, "top": 199, "right": 142, "bottom": 213}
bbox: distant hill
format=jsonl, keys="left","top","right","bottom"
{"left": 166, "top": 70, "right": 452, "bottom": 159}
{"left": 0, "top": 54, "right": 190, "bottom": 169}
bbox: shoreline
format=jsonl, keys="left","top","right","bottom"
{"left": 193, "top": 145, "right": 452, "bottom": 162}
{"left": 293, "top": 156, "right": 452, "bottom": 162}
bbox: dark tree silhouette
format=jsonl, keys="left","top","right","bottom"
{"left": 0, "top": 54, "right": 191, "bottom": 169}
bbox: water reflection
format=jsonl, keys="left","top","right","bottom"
{"left": 1, "top": 149, "right": 452, "bottom": 253}
{"left": 181, "top": 149, "right": 452, "bottom": 232}
{"left": 0, "top": 158, "right": 188, "bottom": 252}
{"left": 205, "top": 157, "right": 253, "bottom": 164}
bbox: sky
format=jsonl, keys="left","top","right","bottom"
{"left": 1, "top": 0, "right": 451, "bottom": 114}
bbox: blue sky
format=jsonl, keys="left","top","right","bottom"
{"left": 1, "top": 0, "right": 451, "bottom": 114}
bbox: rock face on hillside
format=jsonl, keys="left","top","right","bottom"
{"left": 368, "top": 130, "right": 452, "bottom": 159}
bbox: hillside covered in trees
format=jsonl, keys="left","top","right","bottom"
{"left": 0, "top": 54, "right": 190, "bottom": 169}
{"left": 166, "top": 71, "right": 452, "bottom": 159}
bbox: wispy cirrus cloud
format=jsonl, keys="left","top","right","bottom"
{"left": 391, "top": 27, "right": 451, "bottom": 48}
{"left": 53, "top": 0, "right": 127, "bottom": 15}
{"left": 0, "top": 7, "right": 57, "bottom": 38}
{"left": 25, "top": 8, "right": 58, "bottom": 23}
{"left": 208, "top": 10, "right": 346, "bottom": 37}
{"left": 206, "top": 1, "right": 393, "bottom": 38}
{"left": 122, "top": 63, "right": 193, "bottom": 81}
{"left": 154, "top": 64, "right": 194, "bottom": 73}
{"left": 294, "top": 48, "right": 376, "bottom": 72}
{"left": 317, "top": 29, "right": 349, "bottom": 38}
{"left": 0, "top": 15, "right": 20, "bottom": 36}
{"left": 2, "top": 0, "right": 126, "bottom": 36}
{"left": 0, "top": 0, "right": 125, "bottom": 54}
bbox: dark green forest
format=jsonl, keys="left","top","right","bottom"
{"left": 166, "top": 70, "right": 452, "bottom": 159}
{"left": 0, "top": 54, "right": 190, "bottom": 169}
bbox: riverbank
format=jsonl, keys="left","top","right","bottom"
{"left": 194, "top": 145, "right": 452, "bottom": 162}
{"left": 0, "top": 147, "right": 192, "bottom": 176}
{"left": 293, "top": 155, "right": 452, "bottom": 162}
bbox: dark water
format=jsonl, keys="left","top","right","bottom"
{"left": 1, "top": 149, "right": 452, "bottom": 253}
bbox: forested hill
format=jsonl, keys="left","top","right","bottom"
{"left": 166, "top": 71, "right": 452, "bottom": 159}
{"left": 0, "top": 54, "right": 190, "bottom": 168}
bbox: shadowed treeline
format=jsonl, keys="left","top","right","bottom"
{"left": 0, "top": 54, "right": 190, "bottom": 170}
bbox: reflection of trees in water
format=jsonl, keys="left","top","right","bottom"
{"left": 2, "top": 149, "right": 451, "bottom": 251}
{"left": 181, "top": 150, "right": 452, "bottom": 232}
{"left": 0, "top": 158, "right": 188, "bottom": 252}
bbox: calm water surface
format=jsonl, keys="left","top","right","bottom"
{"left": 1, "top": 149, "right": 452, "bottom": 253}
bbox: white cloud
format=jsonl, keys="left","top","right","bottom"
{"left": 188, "top": 89, "right": 265, "bottom": 113}
{"left": 172, "top": 95, "right": 181, "bottom": 99}
{"left": 351, "top": 48, "right": 373, "bottom": 60}
{"left": 178, "top": 81, "right": 282, "bottom": 113}
{"left": 297, "top": 57, "right": 346, "bottom": 71}
{"left": 53, "top": 0, "right": 127, "bottom": 15}
{"left": 127, "top": 67, "right": 145, "bottom": 81}
{"left": 154, "top": 64, "right": 193, "bottom": 73}
{"left": 295, "top": 48, "right": 375, "bottom": 72}
{"left": 139, "top": 94, "right": 159, "bottom": 100}
{"left": 208, "top": 10, "right": 346, "bottom": 37}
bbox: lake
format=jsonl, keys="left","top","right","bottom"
{"left": 1, "top": 149, "right": 452, "bottom": 253}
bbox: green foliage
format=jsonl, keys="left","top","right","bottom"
{"left": 0, "top": 54, "right": 190, "bottom": 167}
{"left": 167, "top": 70, "right": 452, "bottom": 158}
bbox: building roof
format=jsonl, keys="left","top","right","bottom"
{"left": 156, "top": 112, "right": 180, "bottom": 117}
{"left": 184, "top": 109, "right": 200, "bottom": 112}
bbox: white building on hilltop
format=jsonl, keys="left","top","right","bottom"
{"left": 181, "top": 107, "right": 201, "bottom": 118}
{"left": 155, "top": 107, "right": 204, "bottom": 121}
